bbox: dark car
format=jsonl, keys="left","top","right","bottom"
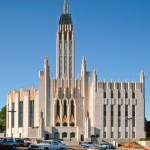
{"left": 81, "top": 142, "right": 93, "bottom": 148}
{"left": 95, "top": 142, "right": 116, "bottom": 150}
{"left": 0, "top": 138, "right": 22, "bottom": 149}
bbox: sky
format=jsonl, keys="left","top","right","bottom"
{"left": 0, "top": 0, "right": 150, "bottom": 119}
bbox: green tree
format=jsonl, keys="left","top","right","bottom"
{"left": 0, "top": 105, "right": 6, "bottom": 132}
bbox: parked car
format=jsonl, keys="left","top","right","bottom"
{"left": 88, "top": 146, "right": 104, "bottom": 150}
{"left": 0, "top": 137, "right": 22, "bottom": 149}
{"left": 94, "top": 142, "right": 116, "bottom": 150}
{"left": 21, "top": 138, "right": 37, "bottom": 147}
{"left": 28, "top": 140, "right": 67, "bottom": 150}
{"left": 81, "top": 142, "right": 93, "bottom": 148}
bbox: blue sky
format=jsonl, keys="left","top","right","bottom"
{"left": 0, "top": 0, "right": 150, "bottom": 119}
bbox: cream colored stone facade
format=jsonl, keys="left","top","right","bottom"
{"left": 6, "top": 0, "right": 145, "bottom": 142}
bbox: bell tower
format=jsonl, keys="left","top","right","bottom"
{"left": 56, "top": 0, "right": 75, "bottom": 79}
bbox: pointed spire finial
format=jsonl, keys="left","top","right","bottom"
{"left": 63, "top": 0, "right": 69, "bottom": 14}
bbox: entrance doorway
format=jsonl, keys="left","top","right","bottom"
{"left": 45, "top": 134, "right": 49, "bottom": 140}
{"left": 80, "top": 134, "right": 84, "bottom": 141}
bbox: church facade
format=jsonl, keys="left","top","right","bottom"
{"left": 6, "top": 0, "right": 145, "bottom": 142}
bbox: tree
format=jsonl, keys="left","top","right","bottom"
{"left": 0, "top": 105, "right": 6, "bottom": 132}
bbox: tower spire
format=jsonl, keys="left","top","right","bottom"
{"left": 63, "top": 0, "right": 69, "bottom": 14}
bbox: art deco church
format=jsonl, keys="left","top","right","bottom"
{"left": 6, "top": 0, "right": 145, "bottom": 142}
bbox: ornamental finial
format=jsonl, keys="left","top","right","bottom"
{"left": 63, "top": 0, "right": 69, "bottom": 14}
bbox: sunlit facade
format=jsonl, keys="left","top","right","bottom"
{"left": 6, "top": 0, "right": 145, "bottom": 142}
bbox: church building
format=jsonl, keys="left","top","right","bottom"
{"left": 6, "top": 0, "right": 145, "bottom": 142}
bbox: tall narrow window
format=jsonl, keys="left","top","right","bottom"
{"left": 111, "top": 90, "right": 113, "bottom": 98}
{"left": 12, "top": 103, "right": 15, "bottom": 128}
{"left": 29, "top": 101, "right": 34, "bottom": 127}
{"left": 125, "top": 105, "right": 128, "bottom": 127}
{"left": 104, "top": 105, "right": 106, "bottom": 127}
{"left": 132, "top": 105, "right": 135, "bottom": 127}
{"left": 118, "top": 105, "right": 121, "bottom": 127}
{"left": 70, "top": 100, "right": 75, "bottom": 126}
{"left": 57, "top": 100, "right": 60, "bottom": 116}
{"left": 111, "top": 105, "right": 114, "bottom": 127}
{"left": 18, "top": 101, "right": 23, "bottom": 127}
{"left": 63, "top": 100, "right": 68, "bottom": 126}
{"left": 104, "top": 91, "right": 106, "bottom": 98}
{"left": 118, "top": 90, "right": 121, "bottom": 98}
{"left": 64, "top": 100, "right": 67, "bottom": 116}
{"left": 56, "top": 100, "right": 60, "bottom": 126}
{"left": 71, "top": 100, "right": 74, "bottom": 116}
{"left": 132, "top": 91, "right": 135, "bottom": 99}
{"left": 59, "top": 56, "right": 62, "bottom": 78}
{"left": 125, "top": 90, "right": 128, "bottom": 98}
{"left": 64, "top": 56, "right": 67, "bottom": 77}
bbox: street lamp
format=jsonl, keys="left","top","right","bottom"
{"left": 127, "top": 118, "right": 132, "bottom": 150}
{"left": 8, "top": 109, "right": 16, "bottom": 137}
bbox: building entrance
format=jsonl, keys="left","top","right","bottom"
{"left": 80, "top": 134, "right": 84, "bottom": 141}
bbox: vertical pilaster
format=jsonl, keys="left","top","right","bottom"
{"left": 114, "top": 102, "right": 118, "bottom": 138}
{"left": 60, "top": 103, "right": 62, "bottom": 127}
{"left": 106, "top": 104, "right": 111, "bottom": 138}
{"left": 67, "top": 27, "right": 69, "bottom": 79}
{"left": 122, "top": 104, "right": 125, "bottom": 138}
{"left": 75, "top": 103, "right": 77, "bottom": 127}
{"left": 8, "top": 99, "right": 12, "bottom": 137}
{"left": 56, "top": 31, "right": 59, "bottom": 78}
{"left": 23, "top": 94, "right": 29, "bottom": 137}
{"left": 44, "top": 57, "right": 49, "bottom": 126}
{"left": 72, "top": 31, "right": 75, "bottom": 79}
{"left": 62, "top": 30, "right": 65, "bottom": 79}
{"left": 128, "top": 103, "right": 132, "bottom": 138}
{"left": 14, "top": 96, "right": 19, "bottom": 137}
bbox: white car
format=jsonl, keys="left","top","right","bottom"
{"left": 28, "top": 140, "right": 67, "bottom": 150}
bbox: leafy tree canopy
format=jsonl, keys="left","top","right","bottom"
{"left": 0, "top": 105, "right": 6, "bottom": 132}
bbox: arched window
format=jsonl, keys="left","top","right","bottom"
{"left": 62, "top": 132, "right": 67, "bottom": 138}
{"left": 63, "top": 100, "right": 68, "bottom": 126}
{"left": 56, "top": 122, "right": 60, "bottom": 126}
{"left": 70, "top": 123, "right": 74, "bottom": 126}
{"left": 70, "top": 100, "right": 75, "bottom": 126}
{"left": 55, "top": 100, "right": 60, "bottom": 126}
{"left": 70, "top": 132, "right": 75, "bottom": 138}
{"left": 63, "top": 123, "right": 67, "bottom": 126}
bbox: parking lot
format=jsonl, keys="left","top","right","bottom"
{"left": 16, "top": 145, "right": 86, "bottom": 150}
